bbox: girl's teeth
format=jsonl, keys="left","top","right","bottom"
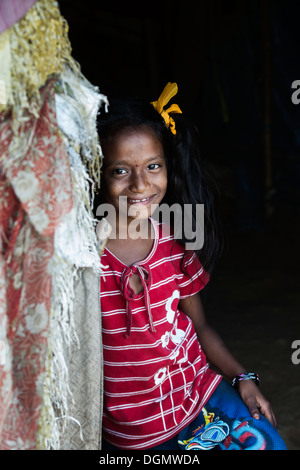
{"left": 131, "top": 197, "right": 149, "bottom": 202}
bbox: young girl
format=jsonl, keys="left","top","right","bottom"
{"left": 96, "top": 83, "right": 286, "bottom": 450}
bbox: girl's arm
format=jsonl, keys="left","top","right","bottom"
{"left": 178, "top": 293, "right": 277, "bottom": 427}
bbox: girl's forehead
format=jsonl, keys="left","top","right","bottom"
{"left": 103, "top": 126, "right": 163, "bottom": 158}
{"left": 113, "top": 125, "right": 159, "bottom": 143}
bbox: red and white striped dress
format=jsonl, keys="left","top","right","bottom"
{"left": 100, "top": 219, "right": 222, "bottom": 449}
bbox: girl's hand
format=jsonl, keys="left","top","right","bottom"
{"left": 178, "top": 294, "right": 278, "bottom": 429}
{"left": 237, "top": 380, "right": 277, "bottom": 428}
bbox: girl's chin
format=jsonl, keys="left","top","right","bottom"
{"left": 127, "top": 205, "right": 152, "bottom": 219}
{"left": 127, "top": 214, "right": 151, "bottom": 223}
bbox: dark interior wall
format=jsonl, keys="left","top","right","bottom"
{"left": 59, "top": 0, "right": 300, "bottom": 233}
{"left": 57, "top": 1, "right": 300, "bottom": 448}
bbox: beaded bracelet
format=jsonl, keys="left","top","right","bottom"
{"left": 232, "top": 372, "right": 260, "bottom": 389}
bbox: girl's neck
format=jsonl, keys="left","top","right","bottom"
{"left": 115, "top": 216, "right": 152, "bottom": 241}
{"left": 106, "top": 217, "right": 155, "bottom": 266}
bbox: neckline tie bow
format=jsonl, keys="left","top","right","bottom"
{"left": 120, "top": 264, "right": 155, "bottom": 338}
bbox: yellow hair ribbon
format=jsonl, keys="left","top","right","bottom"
{"left": 151, "top": 82, "right": 182, "bottom": 135}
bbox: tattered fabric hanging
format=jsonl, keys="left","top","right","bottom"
{"left": 0, "top": 0, "right": 108, "bottom": 450}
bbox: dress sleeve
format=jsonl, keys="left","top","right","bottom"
{"left": 178, "top": 250, "right": 210, "bottom": 298}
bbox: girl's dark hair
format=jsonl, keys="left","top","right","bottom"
{"left": 97, "top": 97, "right": 223, "bottom": 274}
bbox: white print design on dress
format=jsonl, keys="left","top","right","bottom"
{"left": 165, "top": 289, "right": 180, "bottom": 323}
{"left": 163, "top": 289, "right": 185, "bottom": 351}
{"left": 154, "top": 290, "right": 186, "bottom": 387}
{"left": 154, "top": 367, "right": 167, "bottom": 385}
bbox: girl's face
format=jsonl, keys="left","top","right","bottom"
{"left": 102, "top": 126, "right": 167, "bottom": 223}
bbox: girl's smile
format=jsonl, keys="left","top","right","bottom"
{"left": 102, "top": 126, "right": 167, "bottom": 226}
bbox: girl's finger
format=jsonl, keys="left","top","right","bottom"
{"left": 245, "top": 396, "right": 261, "bottom": 420}
{"left": 259, "top": 401, "right": 277, "bottom": 428}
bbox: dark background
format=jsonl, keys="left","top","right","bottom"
{"left": 59, "top": 0, "right": 300, "bottom": 449}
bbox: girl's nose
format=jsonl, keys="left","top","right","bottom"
{"left": 129, "top": 170, "right": 149, "bottom": 193}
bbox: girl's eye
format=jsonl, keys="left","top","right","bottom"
{"left": 112, "top": 168, "right": 127, "bottom": 175}
{"left": 148, "top": 163, "right": 161, "bottom": 170}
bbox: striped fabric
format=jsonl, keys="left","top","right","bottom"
{"left": 100, "top": 219, "right": 222, "bottom": 449}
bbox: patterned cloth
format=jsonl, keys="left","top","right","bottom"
{"left": 0, "top": 79, "right": 74, "bottom": 449}
{"left": 150, "top": 379, "right": 287, "bottom": 450}
{"left": 101, "top": 219, "right": 222, "bottom": 449}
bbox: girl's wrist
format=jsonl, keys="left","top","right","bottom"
{"left": 231, "top": 372, "right": 260, "bottom": 389}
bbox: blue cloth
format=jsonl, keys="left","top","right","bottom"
{"left": 151, "top": 379, "right": 287, "bottom": 450}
